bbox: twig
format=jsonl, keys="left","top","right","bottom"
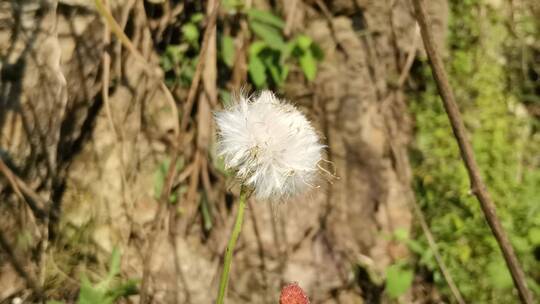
{"left": 283, "top": 0, "right": 298, "bottom": 37}
{"left": 180, "top": 1, "right": 221, "bottom": 132}
{"left": 138, "top": 1, "right": 221, "bottom": 301}
{"left": 0, "top": 231, "right": 43, "bottom": 297}
{"left": 411, "top": 1, "right": 533, "bottom": 303}
{"left": 138, "top": 152, "right": 179, "bottom": 303}
{"left": 398, "top": 24, "right": 420, "bottom": 88}
{"left": 410, "top": 196, "right": 466, "bottom": 304}
{"left": 100, "top": 0, "right": 135, "bottom": 255}
{"left": 0, "top": 159, "right": 48, "bottom": 218}
{"left": 183, "top": 0, "right": 219, "bottom": 235}
{"left": 93, "top": 1, "right": 183, "bottom": 300}
{"left": 101, "top": 0, "right": 116, "bottom": 140}
{"left": 381, "top": 96, "right": 465, "bottom": 302}
{"left": 0, "top": 145, "right": 52, "bottom": 295}
{"left": 94, "top": 0, "right": 180, "bottom": 137}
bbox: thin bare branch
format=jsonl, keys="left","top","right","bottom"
{"left": 94, "top": 0, "right": 180, "bottom": 137}
{"left": 0, "top": 231, "right": 43, "bottom": 298}
{"left": 410, "top": 196, "right": 466, "bottom": 304}
{"left": 411, "top": 1, "right": 533, "bottom": 303}
{"left": 137, "top": 1, "right": 221, "bottom": 301}
{"left": 0, "top": 158, "right": 48, "bottom": 218}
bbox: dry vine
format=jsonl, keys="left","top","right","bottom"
{"left": 412, "top": 0, "right": 533, "bottom": 303}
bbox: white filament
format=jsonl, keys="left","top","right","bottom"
{"left": 215, "top": 90, "right": 323, "bottom": 200}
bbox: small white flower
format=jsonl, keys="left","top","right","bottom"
{"left": 215, "top": 90, "right": 323, "bottom": 200}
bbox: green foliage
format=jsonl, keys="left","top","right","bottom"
{"left": 159, "top": 7, "right": 322, "bottom": 92}
{"left": 245, "top": 9, "right": 323, "bottom": 88}
{"left": 293, "top": 35, "right": 324, "bottom": 81}
{"left": 503, "top": 4, "right": 540, "bottom": 108}
{"left": 247, "top": 9, "right": 286, "bottom": 29}
{"left": 45, "top": 248, "right": 137, "bottom": 304}
{"left": 220, "top": 35, "right": 235, "bottom": 68}
{"left": 200, "top": 191, "right": 213, "bottom": 232}
{"left": 159, "top": 13, "right": 202, "bottom": 87}
{"left": 77, "top": 248, "right": 137, "bottom": 304}
{"left": 385, "top": 261, "right": 414, "bottom": 299}
{"left": 410, "top": 0, "right": 540, "bottom": 302}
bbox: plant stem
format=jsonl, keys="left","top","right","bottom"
{"left": 216, "top": 186, "right": 248, "bottom": 304}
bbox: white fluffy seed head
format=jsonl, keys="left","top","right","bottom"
{"left": 215, "top": 90, "right": 323, "bottom": 200}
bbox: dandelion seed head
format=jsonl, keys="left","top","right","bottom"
{"left": 215, "top": 90, "right": 323, "bottom": 200}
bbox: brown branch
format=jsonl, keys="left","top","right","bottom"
{"left": 180, "top": 1, "right": 221, "bottom": 132}
{"left": 138, "top": 1, "right": 221, "bottom": 302}
{"left": 94, "top": 0, "right": 180, "bottom": 137}
{"left": 398, "top": 24, "right": 420, "bottom": 88}
{"left": 0, "top": 159, "right": 48, "bottom": 218}
{"left": 0, "top": 231, "right": 43, "bottom": 298}
{"left": 411, "top": 1, "right": 533, "bottom": 303}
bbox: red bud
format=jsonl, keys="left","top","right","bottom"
{"left": 279, "top": 283, "right": 310, "bottom": 304}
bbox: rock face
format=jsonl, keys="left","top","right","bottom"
{"left": 0, "top": 0, "right": 66, "bottom": 194}
{"left": 0, "top": 0, "right": 66, "bottom": 299}
{"left": 0, "top": 0, "right": 447, "bottom": 303}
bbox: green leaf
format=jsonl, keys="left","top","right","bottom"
{"left": 108, "top": 247, "right": 121, "bottom": 278}
{"left": 385, "top": 263, "right": 414, "bottom": 299}
{"left": 160, "top": 45, "right": 187, "bottom": 72}
{"left": 280, "top": 64, "right": 289, "bottom": 83}
{"left": 181, "top": 23, "right": 199, "bottom": 46}
{"left": 487, "top": 261, "right": 513, "bottom": 289}
{"left": 190, "top": 13, "right": 204, "bottom": 23}
{"left": 295, "top": 34, "right": 312, "bottom": 50}
{"left": 310, "top": 42, "right": 324, "bottom": 60}
{"left": 281, "top": 41, "right": 296, "bottom": 62}
{"left": 249, "top": 21, "right": 285, "bottom": 50}
{"left": 261, "top": 53, "right": 284, "bottom": 86}
{"left": 78, "top": 276, "right": 111, "bottom": 304}
{"left": 180, "top": 57, "right": 198, "bottom": 86}
{"left": 393, "top": 228, "right": 409, "bottom": 242}
{"left": 248, "top": 54, "right": 267, "bottom": 88}
{"left": 106, "top": 279, "right": 139, "bottom": 299}
{"left": 457, "top": 243, "right": 471, "bottom": 262}
{"left": 299, "top": 51, "right": 317, "bottom": 81}
{"left": 160, "top": 55, "right": 173, "bottom": 71}
{"left": 249, "top": 40, "right": 267, "bottom": 56}
{"left": 405, "top": 239, "right": 425, "bottom": 255}
{"left": 246, "top": 9, "right": 285, "bottom": 29}
{"left": 528, "top": 227, "right": 540, "bottom": 245}
{"left": 220, "top": 35, "right": 235, "bottom": 68}
{"left": 266, "top": 62, "right": 283, "bottom": 86}
{"left": 96, "top": 247, "right": 121, "bottom": 290}
{"left": 76, "top": 251, "right": 138, "bottom": 304}
{"left": 223, "top": 0, "right": 243, "bottom": 11}
{"left": 47, "top": 301, "right": 65, "bottom": 304}
{"left": 200, "top": 192, "right": 213, "bottom": 232}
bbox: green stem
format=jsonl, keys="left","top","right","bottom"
{"left": 216, "top": 186, "right": 248, "bottom": 304}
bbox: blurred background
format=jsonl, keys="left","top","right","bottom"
{"left": 0, "top": 0, "right": 539, "bottom": 303}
